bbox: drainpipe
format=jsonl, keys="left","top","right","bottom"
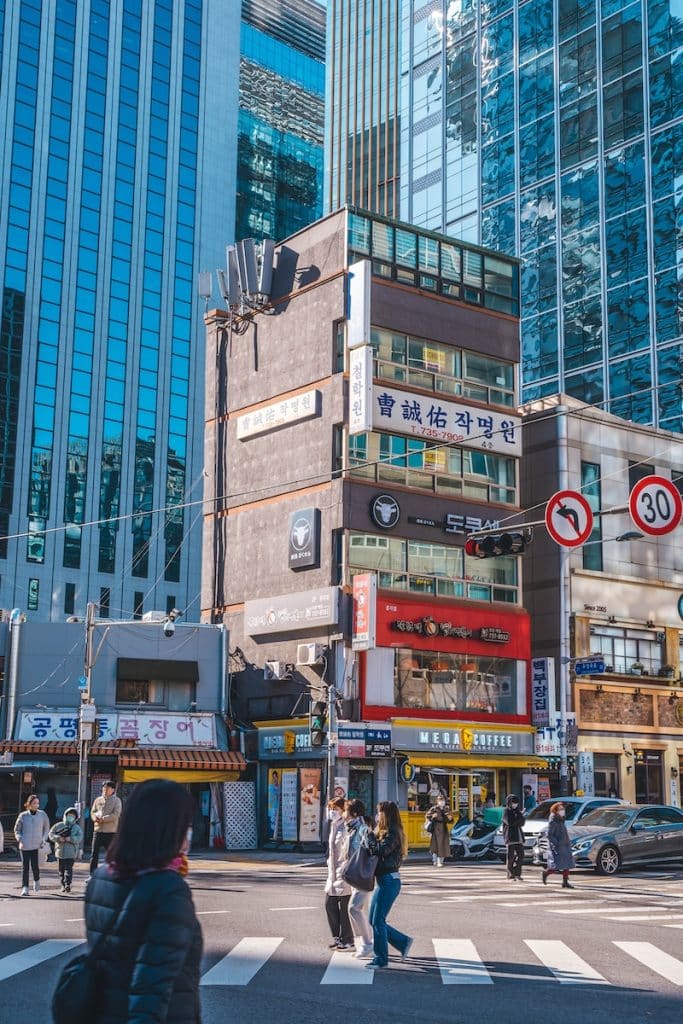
{"left": 4, "top": 609, "right": 23, "bottom": 741}
{"left": 219, "top": 622, "right": 228, "bottom": 718}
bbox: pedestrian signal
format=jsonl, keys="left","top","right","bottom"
{"left": 464, "top": 532, "right": 528, "bottom": 558}
{"left": 309, "top": 700, "right": 327, "bottom": 747}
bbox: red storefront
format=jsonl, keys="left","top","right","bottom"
{"left": 357, "top": 593, "right": 539, "bottom": 844}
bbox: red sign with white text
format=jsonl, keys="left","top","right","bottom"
{"left": 352, "top": 573, "right": 377, "bottom": 651}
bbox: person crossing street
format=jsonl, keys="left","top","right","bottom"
{"left": 89, "top": 780, "right": 122, "bottom": 876}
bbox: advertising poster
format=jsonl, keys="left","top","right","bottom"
{"left": 537, "top": 777, "right": 552, "bottom": 801}
{"left": 267, "top": 768, "right": 281, "bottom": 840}
{"left": 299, "top": 767, "right": 322, "bottom": 842}
{"left": 281, "top": 770, "right": 299, "bottom": 842}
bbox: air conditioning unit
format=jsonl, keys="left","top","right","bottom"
{"left": 142, "top": 611, "right": 166, "bottom": 623}
{"left": 297, "top": 643, "right": 323, "bottom": 666}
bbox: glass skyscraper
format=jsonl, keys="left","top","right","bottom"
{"left": 237, "top": 0, "right": 325, "bottom": 240}
{"left": 0, "top": 0, "right": 238, "bottom": 620}
{"left": 329, "top": 0, "right": 683, "bottom": 431}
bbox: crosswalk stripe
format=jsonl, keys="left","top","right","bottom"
{"left": 607, "top": 914, "right": 683, "bottom": 923}
{"left": 321, "top": 950, "right": 375, "bottom": 985}
{"left": 200, "top": 937, "right": 283, "bottom": 986}
{"left": 550, "top": 904, "right": 677, "bottom": 915}
{"left": 615, "top": 942, "right": 683, "bottom": 985}
{"left": 433, "top": 939, "right": 493, "bottom": 984}
{"left": 0, "top": 939, "right": 82, "bottom": 982}
{"left": 525, "top": 940, "right": 609, "bottom": 985}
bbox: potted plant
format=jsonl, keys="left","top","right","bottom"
{"left": 631, "top": 661, "right": 644, "bottom": 676}
{"left": 658, "top": 664, "right": 676, "bottom": 679}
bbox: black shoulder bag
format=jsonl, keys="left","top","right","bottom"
{"left": 51, "top": 904, "right": 121, "bottom": 1024}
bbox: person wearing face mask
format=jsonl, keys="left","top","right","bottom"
{"left": 324, "top": 797, "right": 354, "bottom": 950}
{"left": 14, "top": 794, "right": 50, "bottom": 895}
{"left": 542, "top": 801, "right": 576, "bottom": 889}
{"left": 502, "top": 794, "right": 525, "bottom": 880}
{"left": 425, "top": 793, "right": 454, "bottom": 867}
{"left": 74, "top": 779, "right": 202, "bottom": 1024}
{"left": 49, "top": 806, "right": 84, "bottom": 893}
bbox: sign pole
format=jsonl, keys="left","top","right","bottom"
{"left": 327, "top": 682, "right": 337, "bottom": 802}
{"left": 558, "top": 548, "right": 570, "bottom": 796}
{"left": 76, "top": 600, "right": 96, "bottom": 823}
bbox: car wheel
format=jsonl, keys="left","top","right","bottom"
{"left": 596, "top": 844, "right": 621, "bottom": 875}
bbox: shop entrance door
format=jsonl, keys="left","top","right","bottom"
{"left": 635, "top": 751, "right": 663, "bottom": 804}
{"left": 348, "top": 767, "right": 374, "bottom": 810}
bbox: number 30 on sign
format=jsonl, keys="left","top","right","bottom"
{"left": 628, "top": 475, "right": 683, "bottom": 536}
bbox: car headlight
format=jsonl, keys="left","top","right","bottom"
{"left": 572, "top": 838, "right": 594, "bottom": 853}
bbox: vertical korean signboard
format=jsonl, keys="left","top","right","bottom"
{"left": 348, "top": 345, "right": 373, "bottom": 436}
{"left": 352, "top": 572, "right": 377, "bottom": 651}
{"left": 530, "top": 657, "right": 556, "bottom": 728}
{"left": 347, "top": 259, "right": 371, "bottom": 349}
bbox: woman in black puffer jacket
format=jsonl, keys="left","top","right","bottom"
{"left": 82, "top": 779, "right": 202, "bottom": 1024}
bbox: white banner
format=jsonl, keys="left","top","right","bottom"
{"left": 349, "top": 345, "right": 374, "bottom": 436}
{"left": 576, "top": 751, "right": 595, "bottom": 796}
{"left": 534, "top": 713, "right": 578, "bottom": 756}
{"left": 347, "top": 259, "right": 371, "bottom": 349}
{"left": 236, "top": 389, "right": 320, "bottom": 440}
{"left": 371, "top": 385, "right": 521, "bottom": 456}
{"left": 16, "top": 709, "right": 216, "bottom": 747}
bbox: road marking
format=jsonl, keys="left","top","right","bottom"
{"left": 321, "top": 950, "right": 375, "bottom": 984}
{"left": 64, "top": 918, "right": 82, "bottom": 922}
{"left": 605, "top": 914, "right": 683, "bottom": 922}
{"left": 615, "top": 942, "right": 683, "bottom": 985}
{"left": 433, "top": 939, "right": 493, "bottom": 984}
{"left": 549, "top": 904, "right": 677, "bottom": 915}
{"left": 200, "top": 937, "right": 283, "bottom": 986}
{"left": 0, "top": 939, "right": 82, "bottom": 982}
{"left": 525, "top": 940, "right": 608, "bottom": 985}
{"left": 196, "top": 911, "right": 231, "bottom": 916}
{"left": 268, "top": 906, "right": 318, "bottom": 911}
{"left": 496, "top": 899, "right": 581, "bottom": 907}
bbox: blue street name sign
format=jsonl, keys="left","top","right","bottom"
{"left": 574, "top": 658, "right": 606, "bottom": 676}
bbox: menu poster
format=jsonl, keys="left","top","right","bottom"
{"left": 267, "top": 768, "right": 281, "bottom": 840}
{"left": 281, "top": 770, "right": 299, "bottom": 842}
{"left": 298, "top": 767, "right": 322, "bottom": 842}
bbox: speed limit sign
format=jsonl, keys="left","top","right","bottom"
{"left": 628, "top": 475, "right": 683, "bottom": 536}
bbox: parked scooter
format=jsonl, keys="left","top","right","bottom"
{"left": 449, "top": 811, "right": 501, "bottom": 860}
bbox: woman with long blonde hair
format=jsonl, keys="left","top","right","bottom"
{"left": 363, "top": 800, "right": 412, "bottom": 968}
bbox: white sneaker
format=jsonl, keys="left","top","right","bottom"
{"left": 437, "top": 858, "right": 444, "bottom": 867}
{"left": 33, "top": 881, "right": 40, "bottom": 893}
{"left": 20, "top": 886, "right": 29, "bottom": 896}
{"left": 354, "top": 950, "right": 375, "bottom": 960}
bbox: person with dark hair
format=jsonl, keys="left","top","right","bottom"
{"left": 363, "top": 801, "right": 412, "bottom": 969}
{"left": 341, "top": 798, "right": 373, "bottom": 959}
{"left": 89, "top": 780, "right": 122, "bottom": 876}
{"left": 82, "top": 779, "right": 202, "bottom": 1024}
{"left": 502, "top": 793, "right": 525, "bottom": 881}
{"left": 14, "top": 794, "right": 50, "bottom": 895}
{"left": 324, "top": 797, "right": 354, "bottom": 951}
{"left": 49, "top": 806, "right": 83, "bottom": 893}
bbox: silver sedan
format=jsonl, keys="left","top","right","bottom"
{"left": 566, "top": 804, "right": 683, "bottom": 875}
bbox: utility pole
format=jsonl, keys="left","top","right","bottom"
{"left": 76, "top": 600, "right": 97, "bottom": 819}
{"left": 326, "top": 682, "right": 337, "bottom": 801}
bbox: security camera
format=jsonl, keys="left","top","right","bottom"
{"left": 163, "top": 619, "right": 176, "bottom": 638}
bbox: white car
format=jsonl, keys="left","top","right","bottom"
{"left": 493, "top": 796, "right": 626, "bottom": 862}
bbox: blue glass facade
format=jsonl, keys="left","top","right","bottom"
{"left": 0, "top": 0, "right": 238, "bottom": 618}
{"left": 238, "top": 0, "right": 325, "bottom": 240}
{"left": 329, "top": 0, "right": 683, "bottom": 431}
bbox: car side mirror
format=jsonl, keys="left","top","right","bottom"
{"left": 630, "top": 823, "right": 641, "bottom": 833}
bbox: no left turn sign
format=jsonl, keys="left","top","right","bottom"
{"left": 628, "top": 475, "right": 683, "bottom": 536}
{"left": 545, "top": 490, "right": 594, "bottom": 547}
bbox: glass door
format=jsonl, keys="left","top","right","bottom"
{"left": 635, "top": 751, "right": 663, "bottom": 803}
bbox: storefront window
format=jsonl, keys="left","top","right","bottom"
{"left": 405, "top": 769, "right": 498, "bottom": 818}
{"left": 371, "top": 326, "right": 515, "bottom": 407}
{"left": 591, "top": 625, "right": 662, "bottom": 675}
{"left": 349, "top": 533, "right": 520, "bottom": 603}
{"left": 349, "top": 429, "right": 517, "bottom": 504}
{"left": 393, "top": 647, "right": 525, "bottom": 713}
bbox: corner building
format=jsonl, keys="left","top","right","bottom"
{"left": 203, "top": 208, "right": 545, "bottom": 848}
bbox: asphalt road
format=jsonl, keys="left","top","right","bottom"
{"left": 1, "top": 854, "right": 683, "bottom": 1023}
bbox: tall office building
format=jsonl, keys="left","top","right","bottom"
{"left": 328, "top": 0, "right": 683, "bottom": 433}
{"left": 325, "top": 0, "right": 401, "bottom": 217}
{"left": 237, "top": 0, "right": 325, "bottom": 241}
{"left": 0, "top": 0, "right": 238, "bottom": 621}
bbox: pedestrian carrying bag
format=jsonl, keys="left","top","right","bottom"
{"left": 51, "top": 905, "right": 120, "bottom": 1024}
{"left": 424, "top": 818, "right": 434, "bottom": 834}
{"left": 342, "top": 845, "right": 378, "bottom": 892}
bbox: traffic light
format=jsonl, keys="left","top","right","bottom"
{"left": 309, "top": 700, "right": 327, "bottom": 747}
{"left": 464, "top": 532, "right": 529, "bottom": 558}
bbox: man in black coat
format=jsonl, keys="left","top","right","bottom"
{"left": 502, "top": 793, "right": 526, "bottom": 880}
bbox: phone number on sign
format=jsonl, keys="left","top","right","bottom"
{"left": 413, "top": 427, "right": 466, "bottom": 442}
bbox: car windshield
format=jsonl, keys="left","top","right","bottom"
{"left": 525, "top": 800, "right": 582, "bottom": 822}
{"left": 576, "top": 808, "right": 632, "bottom": 829}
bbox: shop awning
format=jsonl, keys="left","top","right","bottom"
{"left": 121, "top": 769, "right": 241, "bottom": 783}
{"left": 0, "top": 740, "right": 133, "bottom": 757}
{"left": 117, "top": 748, "right": 246, "bottom": 771}
{"left": 396, "top": 752, "right": 548, "bottom": 770}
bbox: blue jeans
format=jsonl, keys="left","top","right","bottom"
{"left": 369, "top": 873, "right": 410, "bottom": 965}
